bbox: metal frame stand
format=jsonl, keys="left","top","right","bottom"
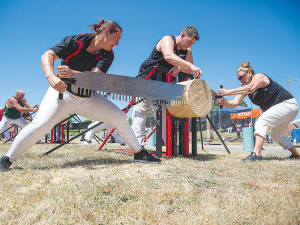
{"left": 154, "top": 66, "right": 230, "bottom": 157}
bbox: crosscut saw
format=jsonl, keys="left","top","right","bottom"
{"left": 62, "top": 71, "right": 188, "bottom": 105}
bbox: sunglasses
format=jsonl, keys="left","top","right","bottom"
{"left": 238, "top": 72, "right": 247, "bottom": 81}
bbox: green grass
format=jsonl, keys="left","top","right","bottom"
{"left": 1, "top": 139, "right": 300, "bottom": 224}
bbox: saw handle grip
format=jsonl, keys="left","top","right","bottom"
{"left": 58, "top": 60, "right": 66, "bottom": 100}
{"left": 216, "top": 85, "right": 223, "bottom": 109}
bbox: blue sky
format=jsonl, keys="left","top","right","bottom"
{"left": 1, "top": 0, "right": 299, "bottom": 120}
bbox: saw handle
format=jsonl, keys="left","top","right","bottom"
{"left": 58, "top": 60, "right": 66, "bottom": 100}
{"left": 215, "top": 85, "right": 223, "bottom": 109}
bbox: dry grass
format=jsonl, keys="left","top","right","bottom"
{"left": 1, "top": 139, "right": 300, "bottom": 225}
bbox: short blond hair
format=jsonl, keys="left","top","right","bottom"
{"left": 237, "top": 62, "right": 255, "bottom": 74}
{"left": 16, "top": 90, "right": 24, "bottom": 95}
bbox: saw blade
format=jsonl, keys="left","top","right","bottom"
{"left": 69, "top": 72, "right": 186, "bottom": 105}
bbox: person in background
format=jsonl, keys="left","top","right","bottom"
{"left": 0, "top": 90, "right": 38, "bottom": 141}
{"left": 227, "top": 121, "right": 234, "bottom": 133}
{"left": 218, "top": 61, "right": 299, "bottom": 161}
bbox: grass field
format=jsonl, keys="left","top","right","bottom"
{"left": 1, "top": 137, "right": 300, "bottom": 224}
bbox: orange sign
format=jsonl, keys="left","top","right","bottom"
{"left": 230, "top": 108, "right": 261, "bottom": 120}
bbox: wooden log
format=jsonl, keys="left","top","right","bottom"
{"left": 167, "top": 79, "right": 212, "bottom": 118}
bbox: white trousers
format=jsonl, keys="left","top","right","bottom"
{"left": 1, "top": 129, "right": 10, "bottom": 140}
{"left": 84, "top": 121, "right": 125, "bottom": 145}
{"left": 6, "top": 86, "right": 141, "bottom": 162}
{"left": 254, "top": 98, "right": 298, "bottom": 150}
{"left": 0, "top": 116, "right": 28, "bottom": 140}
{"left": 131, "top": 99, "right": 166, "bottom": 145}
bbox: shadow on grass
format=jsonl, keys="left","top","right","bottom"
{"left": 60, "top": 157, "right": 133, "bottom": 169}
{"left": 12, "top": 155, "right": 133, "bottom": 171}
{"left": 261, "top": 156, "right": 288, "bottom": 161}
{"left": 183, "top": 153, "right": 224, "bottom": 161}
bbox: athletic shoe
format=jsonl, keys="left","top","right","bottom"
{"left": 285, "top": 155, "right": 300, "bottom": 160}
{"left": 133, "top": 148, "right": 161, "bottom": 163}
{"left": 82, "top": 140, "right": 92, "bottom": 145}
{"left": 241, "top": 152, "right": 262, "bottom": 162}
{"left": 0, "top": 156, "right": 12, "bottom": 171}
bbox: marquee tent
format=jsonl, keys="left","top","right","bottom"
{"left": 212, "top": 106, "right": 251, "bottom": 114}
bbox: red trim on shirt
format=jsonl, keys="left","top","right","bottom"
{"left": 65, "top": 40, "right": 84, "bottom": 65}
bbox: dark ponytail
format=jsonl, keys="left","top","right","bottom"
{"left": 89, "top": 19, "right": 122, "bottom": 34}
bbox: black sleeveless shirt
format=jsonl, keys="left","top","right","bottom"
{"left": 248, "top": 75, "right": 293, "bottom": 111}
{"left": 137, "top": 36, "right": 187, "bottom": 80}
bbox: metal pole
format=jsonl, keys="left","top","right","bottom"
{"left": 191, "top": 117, "right": 197, "bottom": 155}
{"left": 198, "top": 118, "right": 204, "bottom": 151}
{"left": 219, "top": 108, "right": 221, "bottom": 130}
{"left": 156, "top": 105, "right": 163, "bottom": 158}
{"left": 287, "top": 75, "right": 300, "bottom": 141}
{"left": 206, "top": 115, "right": 231, "bottom": 154}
